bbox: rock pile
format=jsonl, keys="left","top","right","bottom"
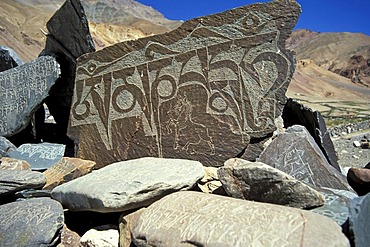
{"left": 0, "top": 0, "right": 369, "bottom": 246}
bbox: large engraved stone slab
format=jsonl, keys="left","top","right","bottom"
{"left": 131, "top": 191, "right": 350, "bottom": 247}
{"left": 258, "top": 125, "right": 352, "bottom": 191}
{"left": 9, "top": 143, "right": 65, "bottom": 171}
{"left": 0, "top": 198, "right": 64, "bottom": 246}
{"left": 68, "top": 1, "right": 301, "bottom": 168}
{"left": 51, "top": 157, "right": 204, "bottom": 212}
{"left": 0, "top": 56, "right": 60, "bottom": 136}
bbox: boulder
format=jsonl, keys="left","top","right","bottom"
{"left": 258, "top": 125, "right": 351, "bottom": 190}
{"left": 43, "top": 157, "right": 97, "bottom": 190}
{"left": 80, "top": 225, "right": 119, "bottom": 247}
{"left": 131, "top": 191, "right": 350, "bottom": 247}
{"left": 0, "top": 56, "right": 60, "bottom": 137}
{"left": 38, "top": 0, "right": 95, "bottom": 153}
{"left": 68, "top": 0, "right": 301, "bottom": 168}
{"left": 9, "top": 143, "right": 65, "bottom": 171}
{"left": 348, "top": 194, "right": 370, "bottom": 247}
{"left": 0, "top": 157, "right": 31, "bottom": 170}
{"left": 0, "top": 198, "right": 64, "bottom": 246}
{"left": 0, "top": 170, "right": 46, "bottom": 196}
{"left": 218, "top": 158, "right": 325, "bottom": 209}
{"left": 0, "top": 136, "right": 16, "bottom": 158}
{"left": 0, "top": 45, "right": 23, "bottom": 72}
{"left": 310, "top": 187, "right": 357, "bottom": 225}
{"left": 52, "top": 157, "right": 204, "bottom": 212}
{"left": 282, "top": 98, "right": 340, "bottom": 171}
{"left": 347, "top": 167, "right": 370, "bottom": 195}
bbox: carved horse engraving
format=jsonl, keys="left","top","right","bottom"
{"left": 167, "top": 95, "right": 215, "bottom": 155}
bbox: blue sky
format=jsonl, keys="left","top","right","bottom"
{"left": 136, "top": 0, "right": 370, "bottom": 36}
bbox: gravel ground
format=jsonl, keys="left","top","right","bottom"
{"left": 332, "top": 130, "right": 370, "bottom": 172}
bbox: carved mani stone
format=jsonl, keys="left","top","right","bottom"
{"left": 0, "top": 56, "right": 60, "bottom": 137}
{"left": 131, "top": 191, "right": 350, "bottom": 247}
{"left": 68, "top": 1, "right": 301, "bottom": 168}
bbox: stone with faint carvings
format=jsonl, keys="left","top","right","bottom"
{"left": 9, "top": 143, "right": 65, "bottom": 171}
{"left": 131, "top": 191, "right": 350, "bottom": 247}
{"left": 0, "top": 45, "right": 23, "bottom": 72}
{"left": 348, "top": 194, "right": 370, "bottom": 247}
{"left": 258, "top": 125, "right": 352, "bottom": 191}
{"left": 119, "top": 208, "right": 146, "bottom": 247}
{"left": 68, "top": 0, "right": 301, "bottom": 168}
{"left": 43, "top": 157, "right": 96, "bottom": 190}
{"left": 218, "top": 158, "right": 325, "bottom": 209}
{"left": 52, "top": 157, "right": 204, "bottom": 212}
{"left": 0, "top": 170, "right": 46, "bottom": 196}
{"left": 0, "top": 198, "right": 64, "bottom": 246}
{"left": 0, "top": 56, "right": 60, "bottom": 137}
{"left": 0, "top": 157, "right": 31, "bottom": 170}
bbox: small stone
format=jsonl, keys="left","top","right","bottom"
{"left": 52, "top": 157, "right": 204, "bottom": 212}
{"left": 0, "top": 45, "right": 23, "bottom": 72}
{"left": 131, "top": 191, "right": 350, "bottom": 247}
{"left": 57, "top": 224, "right": 81, "bottom": 247}
{"left": 0, "top": 170, "right": 46, "bottom": 196}
{"left": 219, "top": 158, "right": 325, "bottom": 209}
{"left": 0, "top": 136, "right": 16, "bottom": 158}
{"left": 348, "top": 194, "right": 370, "bottom": 247}
{"left": 353, "top": 141, "right": 361, "bottom": 147}
{"left": 347, "top": 167, "right": 370, "bottom": 196}
{"left": 15, "top": 189, "right": 51, "bottom": 200}
{"left": 0, "top": 157, "right": 31, "bottom": 171}
{"left": 0, "top": 198, "right": 64, "bottom": 246}
{"left": 197, "top": 167, "right": 223, "bottom": 194}
{"left": 353, "top": 155, "right": 360, "bottom": 159}
{"left": 80, "top": 225, "right": 119, "bottom": 247}
{"left": 9, "top": 143, "right": 65, "bottom": 171}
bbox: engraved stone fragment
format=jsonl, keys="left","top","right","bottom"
{"left": 283, "top": 98, "right": 340, "bottom": 171}
{"left": 0, "top": 170, "right": 46, "bottom": 196}
{"left": 348, "top": 193, "right": 370, "bottom": 247}
{"left": 43, "top": 157, "right": 96, "bottom": 190}
{"left": 131, "top": 191, "right": 350, "bottom": 247}
{"left": 0, "top": 198, "right": 64, "bottom": 246}
{"left": 258, "top": 125, "right": 352, "bottom": 191}
{"left": 218, "top": 158, "right": 325, "bottom": 209}
{"left": 51, "top": 157, "right": 204, "bottom": 212}
{"left": 9, "top": 143, "right": 65, "bottom": 171}
{"left": 0, "top": 45, "right": 23, "bottom": 72}
{"left": 68, "top": 0, "right": 301, "bottom": 168}
{"left": 0, "top": 56, "right": 60, "bottom": 136}
{"left": 0, "top": 157, "right": 31, "bottom": 171}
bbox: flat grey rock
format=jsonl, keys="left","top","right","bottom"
{"left": 311, "top": 187, "right": 357, "bottom": 225}
{"left": 0, "top": 198, "right": 64, "bottom": 246}
{"left": 218, "top": 158, "right": 325, "bottom": 209}
{"left": 9, "top": 143, "right": 65, "bottom": 171}
{"left": 258, "top": 125, "right": 352, "bottom": 191}
{"left": 348, "top": 193, "right": 370, "bottom": 247}
{"left": 131, "top": 191, "right": 350, "bottom": 247}
{"left": 52, "top": 157, "right": 204, "bottom": 212}
{"left": 0, "top": 56, "right": 60, "bottom": 136}
{"left": 0, "top": 170, "right": 46, "bottom": 196}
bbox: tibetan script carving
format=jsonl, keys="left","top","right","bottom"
{"left": 0, "top": 56, "right": 60, "bottom": 136}
{"left": 68, "top": 1, "right": 301, "bottom": 167}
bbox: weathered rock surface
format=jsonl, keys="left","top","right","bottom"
{"left": 283, "top": 98, "right": 340, "bottom": 171}
{"left": 38, "top": 0, "right": 95, "bottom": 152}
{"left": 0, "top": 45, "right": 23, "bottom": 72}
{"left": 131, "top": 191, "right": 350, "bottom": 247}
{"left": 347, "top": 167, "right": 370, "bottom": 195}
{"left": 348, "top": 194, "right": 370, "bottom": 247}
{"left": 258, "top": 125, "right": 351, "bottom": 190}
{"left": 9, "top": 143, "right": 65, "bottom": 171}
{"left": 0, "top": 56, "right": 60, "bottom": 136}
{"left": 197, "top": 166, "right": 223, "bottom": 194}
{"left": 52, "top": 157, "right": 204, "bottom": 212}
{"left": 57, "top": 224, "right": 81, "bottom": 247}
{"left": 15, "top": 189, "right": 52, "bottom": 200}
{"left": 0, "top": 137, "right": 16, "bottom": 158}
{"left": 0, "top": 170, "right": 46, "bottom": 196}
{"left": 0, "top": 157, "right": 31, "bottom": 170}
{"left": 119, "top": 208, "right": 146, "bottom": 247}
{"left": 218, "top": 158, "right": 325, "bottom": 209}
{"left": 0, "top": 198, "right": 64, "bottom": 246}
{"left": 68, "top": 0, "right": 301, "bottom": 168}
{"left": 311, "top": 187, "right": 357, "bottom": 225}
{"left": 43, "top": 157, "right": 96, "bottom": 190}
{"left": 80, "top": 225, "right": 119, "bottom": 247}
